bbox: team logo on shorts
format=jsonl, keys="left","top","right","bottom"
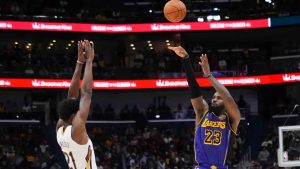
{"left": 210, "top": 165, "right": 217, "bottom": 169}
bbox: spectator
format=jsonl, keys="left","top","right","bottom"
{"left": 218, "top": 57, "right": 227, "bottom": 71}
{"left": 174, "top": 103, "right": 185, "bottom": 119}
{"left": 258, "top": 146, "right": 270, "bottom": 167}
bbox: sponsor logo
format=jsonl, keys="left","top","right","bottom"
{"left": 0, "top": 22, "right": 12, "bottom": 29}
{"left": 210, "top": 22, "right": 251, "bottom": 29}
{"left": 32, "top": 22, "right": 72, "bottom": 30}
{"left": 283, "top": 74, "right": 300, "bottom": 81}
{"left": 0, "top": 80, "right": 11, "bottom": 86}
{"left": 91, "top": 25, "right": 132, "bottom": 32}
{"left": 156, "top": 80, "right": 188, "bottom": 87}
{"left": 151, "top": 24, "right": 191, "bottom": 31}
{"left": 32, "top": 80, "right": 70, "bottom": 87}
{"left": 219, "top": 78, "right": 260, "bottom": 85}
{"left": 93, "top": 82, "right": 136, "bottom": 88}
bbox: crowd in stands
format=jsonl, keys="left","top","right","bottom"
{"left": 0, "top": 40, "right": 193, "bottom": 79}
{"left": 0, "top": 94, "right": 251, "bottom": 121}
{"left": 0, "top": 97, "right": 195, "bottom": 120}
{"left": 2, "top": 108, "right": 300, "bottom": 168}
{"left": 92, "top": 100, "right": 194, "bottom": 121}
{"left": 1, "top": 92, "right": 299, "bottom": 168}
{"left": 1, "top": 40, "right": 299, "bottom": 79}
{"left": 0, "top": 123, "right": 247, "bottom": 169}
{"left": 1, "top": 36, "right": 300, "bottom": 79}
{"left": 5, "top": 92, "right": 300, "bottom": 121}
{"left": 122, "top": 126, "right": 195, "bottom": 169}
{"left": 255, "top": 123, "right": 279, "bottom": 169}
{"left": 3, "top": 116, "right": 300, "bottom": 169}
{"left": 0, "top": 126, "right": 61, "bottom": 169}
{"left": 2, "top": 114, "right": 293, "bottom": 169}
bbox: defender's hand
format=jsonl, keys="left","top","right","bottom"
{"left": 168, "top": 46, "right": 189, "bottom": 58}
{"left": 84, "top": 40, "right": 94, "bottom": 62}
{"left": 77, "top": 40, "right": 86, "bottom": 63}
{"left": 198, "top": 54, "right": 211, "bottom": 76}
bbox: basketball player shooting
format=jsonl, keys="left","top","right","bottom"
{"left": 56, "top": 40, "right": 97, "bottom": 169}
{"left": 168, "top": 46, "right": 241, "bottom": 169}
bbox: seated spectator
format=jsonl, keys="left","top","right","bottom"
{"left": 258, "top": 146, "right": 270, "bottom": 168}
{"left": 174, "top": 103, "right": 185, "bottom": 119}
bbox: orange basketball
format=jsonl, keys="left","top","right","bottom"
{"left": 163, "top": 0, "right": 187, "bottom": 23}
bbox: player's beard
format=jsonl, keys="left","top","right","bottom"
{"left": 210, "top": 104, "right": 225, "bottom": 116}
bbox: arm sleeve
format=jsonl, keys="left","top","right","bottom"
{"left": 182, "top": 57, "right": 202, "bottom": 98}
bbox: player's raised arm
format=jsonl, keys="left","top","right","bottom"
{"left": 168, "top": 46, "right": 208, "bottom": 126}
{"left": 199, "top": 54, "right": 240, "bottom": 133}
{"left": 67, "top": 41, "right": 86, "bottom": 99}
{"left": 72, "top": 40, "right": 94, "bottom": 144}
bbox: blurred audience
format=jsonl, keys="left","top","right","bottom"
{"left": 0, "top": 127, "right": 61, "bottom": 169}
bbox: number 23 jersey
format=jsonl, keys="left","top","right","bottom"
{"left": 57, "top": 126, "right": 97, "bottom": 169}
{"left": 194, "top": 111, "right": 237, "bottom": 166}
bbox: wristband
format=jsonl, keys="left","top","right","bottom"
{"left": 203, "top": 73, "right": 212, "bottom": 78}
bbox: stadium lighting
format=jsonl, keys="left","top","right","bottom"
{"left": 166, "top": 43, "right": 171, "bottom": 46}
{"left": 52, "top": 40, "right": 56, "bottom": 43}
{"left": 47, "top": 46, "right": 51, "bottom": 50}
{"left": 68, "top": 43, "right": 71, "bottom": 47}
{"left": 213, "top": 7, "right": 220, "bottom": 11}
{"left": 207, "top": 15, "right": 220, "bottom": 21}
{"left": 66, "top": 47, "right": 69, "bottom": 50}
{"left": 207, "top": 15, "right": 213, "bottom": 21}
{"left": 150, "top": 47, "right": 154, "bottom": 50}
{"left": 165, "top": 40, "right": 169, "bottom": 43}
{"left": 213, "top": 15, "right": 221, "bottom": 21}
{"left": 148, "top": 43, "right": 152, "bottom": 46}
{"left": 265, "top": 0, "right": 272, "bottom": 3}
{"left": 197, "top": 17, "right": 204, "bottom": 22}
{"left": 132, "top": 47, "right": 136, "bottom": 50}
{"left": 71, "top": 40, "right": 75, "bottom": 43}
{"left": 147, "top": 40, "right": 151, "bottom": 43}
{"left": 28, "top": 43, "right": 32, "bottom": 46}
{"left": 149, "top": 9, "right": 152, "bottom": 13}
{"left": 14, "top": 42, "right": 18, "bottom": 45}
{"left": 50, "top": 43, "right": 54, "bottom": 46}
{"left": 130, "top": 43, "right": 134, "bottom": 47}
{"left": 155, "top": 114, "right": 160, "bottom": 119}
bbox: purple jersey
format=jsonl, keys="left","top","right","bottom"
{"left": 194, "top": 111, "right": 236, "bottom": 168}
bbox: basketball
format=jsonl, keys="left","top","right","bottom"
{"left": 163, "top": 0, "right": 187, "bottom": 22}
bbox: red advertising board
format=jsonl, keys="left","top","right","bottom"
{"left": 0, "top": 18, "right": 270, "bottom": 33}
{"left": 0, "top": 72, "right": 299, "bottom": 90}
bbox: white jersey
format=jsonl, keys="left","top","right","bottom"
{"left": 57, "top": 126, "right": 97, "bottom": 169}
